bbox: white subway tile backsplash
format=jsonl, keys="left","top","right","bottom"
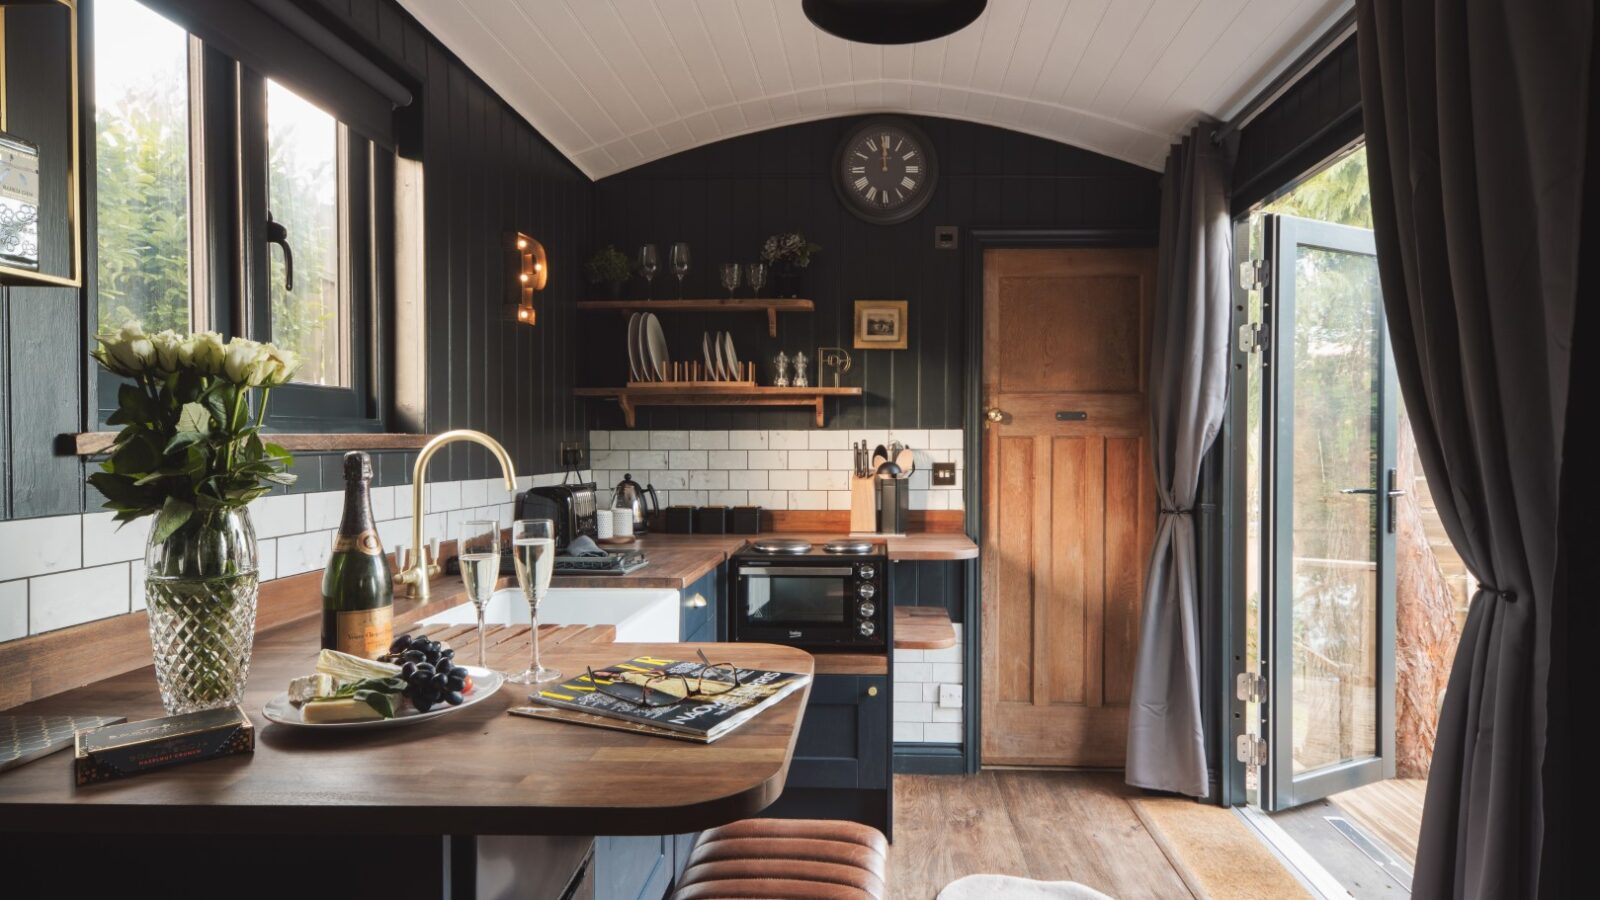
{"left": 746, "top": 450, "right": 788, "bottom": 469}
{"left": 370, "top": 485, "right": 396, "bottom": 522}
{"left": 669, "top": 450, "right": 708, "bottom": 470}
{"left": 611, "top": 431, "right": 650, "bottom": 450}
{"left": 922, "top": 723, "right": 962, "bottom": 743}
{"left": 849, "top": 430, "right": 889, "bottom": 451}
{"left": 931, "top": 705, "right": 963, "bottom": 723}
{"left": 629, "top": 450, "right": 669, "bottom": 470}
{"left": 256, "top": 540, "right": 278, "bottom": 582}
{"left": 894, "top": 722, "right": 925, "bottom": 742}
{"left": 827, "top": 491, "right": 852, "bottom": 510}
{"left": 249, "top": 494, "right": 305, "bottom": 539}
{"left": 729, "top": 470, "right": 767, "bottom": 490}
{"left": 0, "top": 515, "right": 81, "bottom": 581}
{"left": 788, "top": 491, "right": 826, "bottom": 510}
{"left": 931, "top": 662, "right": 965, "bottom": 683}
{"left": 827, "top": 450, "right": 857, "bottom": 470}
{"left": 746, "top": 490, "right": 788, "bottom": 510}
{"left": 0, "top": 580, "right": 27, "bottom": 642}
{"left": 588, "top": 431, "right": 610, "bottom": 450}
{"left": 689, "top": 431, "right": 728, "bottom": 450}
{"left": 429, "top": 480, "right": 463, "bottom": 512}
{"left": 706, "top": 450, "right": 747, "bottom": 470}
{"left": 928, "top": 429, "right": 965, "bottom": 450}
{"left": 377, "top": 518, "right": 410, "bottom": 554}
{"left": 393, "top": 484, "right": 414, "bottom": 520}
{"left": 808, "top": 470, "right": 847, "bottom": 491}
{"left": 649, "top": 431, "right": 690, "bottom": 450}
{"left": 706, "top": 491, "right": 747, "bottom": 507}
{"left": 667, "top": 490, "right": 707, "bottom": 507}
{"left": 888, "top": 429, "right": 930, "bottom": 450}
{"left": 768, "top": 470, "right": 808, "bottom": 490}
{"left": 304, "top": 491, "right": 343, "bottom": 532}
{"left": 277, "top": 530, "right": 333, "bottom": 578}
{"left": 894, "top": 701, "right": 933, "bottom": 723}
{"left": 129, "top": 562, "right": 147, "bottom": 612}
{"left": 81, "top": 512, "right": 149, "bottom": 567}
{"left": 460, "top": 479, "right": 490, "bottom": 509}
{"left": 895, "top": 662, "right": 932, "bottom": 683}
{"left": 788, "top": 450, "right": 828, "bottom": 470}
{"left": 649, "top": 470, "right": 689, "bottom": 490}
{"left": 768, "top": 430, "right": 809, "bottom": 450}
{"left": 808, "top": 431, "right": 849, "bottom": 450}
{"left": 728, "top": 431, "right": 769, "bottom": 450}
{"left": 29, "top": 564, "right": 130, "bottom": 633}
{"left": 689, "top": 470, "right": 728, "bottom": 490}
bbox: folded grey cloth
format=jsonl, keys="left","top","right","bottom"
{"left": 564, "top": 535, "right": 607, "bottom": 557}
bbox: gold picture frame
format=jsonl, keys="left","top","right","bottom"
{"left": 853, "top": 300, "right": 908, "bottom": 350}
{"left": 0, "top": 0, "right": 82, "bottom": 289}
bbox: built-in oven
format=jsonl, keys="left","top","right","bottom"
{"left": 729, "top": 549, "right": 887, "bottom": 650}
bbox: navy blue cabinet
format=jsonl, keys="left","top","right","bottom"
{"left": 594, "top": 834, "right": 672, "bottom": 900}
{"left": 786, "top": 674, "right": 890, "bottom": 790}
{"left": 679, "top": 566, "right": 721, "bottom": 643}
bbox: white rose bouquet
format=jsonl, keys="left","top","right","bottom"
{"left": 760, "top": 232, "right": 822, "bottom": 269}
{"left": 89, "top": 322, "right": 302, "bottom": 541}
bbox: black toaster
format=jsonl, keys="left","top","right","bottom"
{"left": 517, "top": 483, "right": 599, "bottom": 549}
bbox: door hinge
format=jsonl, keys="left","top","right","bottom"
{"left": 1236, "top": 734, "right": 1268, "bottom": 768}
{"left": 1235, "top": 672, "right": 1266, "bottom": 704}
{"left": 1238, "top": 259, "right": 1267, "bottom": 291}
{"left": 1237, "top": 322, "right": 1266, "bottom": 354}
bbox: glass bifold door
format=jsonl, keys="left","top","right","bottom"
{"left": 1243, "top": 214, "right": 1399, "bottom": 811}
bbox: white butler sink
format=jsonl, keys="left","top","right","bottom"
{"left": 419, "top": 587, "right": 681, "bottom": 642}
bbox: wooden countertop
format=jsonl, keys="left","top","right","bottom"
{"left": 894, "top": 607, "right": 958, "bottom": 650}
{"left": 0, "top": 616, "right": 813, "bottom": 837}
{"left": 551, "top": 530, "right": 978, "bottom": 590}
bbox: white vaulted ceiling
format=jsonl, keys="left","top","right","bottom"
{"left": 399, "top": 0, "right": 1350, "bottom": 178}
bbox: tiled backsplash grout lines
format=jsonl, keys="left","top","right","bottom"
{"left": 893, "top": 624, "right": 965, "bottom": 745}
{"left": 0, "top": 472, "right": 588, "bottom": 643}
{"left": 589, "top": 430, "right": 965, "bottom": 512}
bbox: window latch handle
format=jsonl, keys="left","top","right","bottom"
{"left": 266, "top": 212, "right": 294, "bottom": 292}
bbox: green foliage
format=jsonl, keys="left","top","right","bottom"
{"left": 584, "top": 244, "right": 633, "bottom": 284}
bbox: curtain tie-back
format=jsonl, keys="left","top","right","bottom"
{"left": 1479, "top": 586, "right": 1518, "bottom": 603}
{"left": 1159, "top": 507, "right": 1194, "bottom": 515}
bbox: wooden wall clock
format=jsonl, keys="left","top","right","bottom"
{"left": 832, "top": 117, "right": 938, "bottom": 225}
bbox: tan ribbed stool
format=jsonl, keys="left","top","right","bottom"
{"left": 671, "top": 818, "right": 888, "bottom": 900}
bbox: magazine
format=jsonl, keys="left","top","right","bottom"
{"left": 522, "top": 655, "right": 810, "bottom": 743}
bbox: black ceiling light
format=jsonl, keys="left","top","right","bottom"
{"left": 802, "top": 0, "right": 988, "bottom": 45}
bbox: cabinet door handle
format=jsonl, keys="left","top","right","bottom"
{"left": 866, "top": 685, "right": 878, "bottom": 697}
{"left": 686, "top": 592, "right": 708, "bottom": 608}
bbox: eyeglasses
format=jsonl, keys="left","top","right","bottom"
{"left": 588, "top": 650, "right": 745, "bottom": 709}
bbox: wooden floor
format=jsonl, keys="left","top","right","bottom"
{"left": 1331, "top": 778, "right": 1428, "bottom": 866}
{"left": 887, "top": 772, "right": 1194, "bottom": 899}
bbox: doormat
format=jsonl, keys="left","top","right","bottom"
{"left": 1130, "top": 797, "right": 1312, "bottom": 899}
{"left": 937, "top": 874, "right": 1114, "bottom": 899}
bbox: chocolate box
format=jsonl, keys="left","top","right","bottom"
{"left": 74, "top": 705, "right": 254, "bottom": 786}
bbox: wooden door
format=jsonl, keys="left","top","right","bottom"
{"left": 980, "top": 248, "right": 1156, "bottom": 767}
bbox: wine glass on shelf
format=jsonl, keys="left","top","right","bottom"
{"left": 719, "top": 263, "right": 741, "bottom": 299}
{"left": 506, "top": 519, "right": 560, "bottom": 685}
{"left": 745, "top": 262, "right": 767, "bottom": 299}
{"left": 456, "top": 519, "right": 501, "bottom": 670}
{"left": 671, "top": 242, "right": 691, "bottom": 298}
{"left": 638, "top": 244, "right": 659, "bottom": 300}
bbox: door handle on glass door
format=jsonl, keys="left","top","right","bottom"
{"left": 985, "top": 408, "right": 1005, "bottom": 422}
{"left": 1386, "top": 468, "right": 1406, "bottom": 533}
{"left": 1339, "top": 487, "right": 1378, "bottom": 494}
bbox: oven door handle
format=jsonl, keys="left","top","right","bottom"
{"left": 738, "top": 566, "right": 856, "bottom": 577}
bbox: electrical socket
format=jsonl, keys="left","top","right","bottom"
{"left": 932, "top": 462, "right": 957, "bottom": 485}
{"left": 560, "top": 442, "right": 586, "bottom": 468}
{"left": 938, "top": 684, "right": 963, "bottom": 708}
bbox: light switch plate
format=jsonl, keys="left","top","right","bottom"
{"left": 934, "top": 225, "right": 958, "bottom": 249}
{"left": 932, "top": 462, "right": 957, "bottom": 485}
{"left": 939, "top": 684, "right": 963, "bottom": 708}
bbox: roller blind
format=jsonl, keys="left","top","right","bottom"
{"left": 136, "top": 0, "right": 412, "bottom": 146}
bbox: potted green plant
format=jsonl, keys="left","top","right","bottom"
{"left": 584, "top": 244, "right": 634, "bottom": 300}
{"left": 88, "top": 322, "right": 301, "bottom": 714}
{"left": 760, "top": 232, "right": 822, "bottom": 298}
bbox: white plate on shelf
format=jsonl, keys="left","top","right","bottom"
{"left": 721, "top": 332, "right": 740, "bottom": 382}
{"left": 626, "top": 313, "right": 643, "bottom": 382}
{"left": 644, "top": 314, "right": 670, "bottom": 381}
{"left": 701, "top": 332, "right": 715, "bottom": 381}
{"left": 261, "top": 667, "right": 505, "bottom": 731}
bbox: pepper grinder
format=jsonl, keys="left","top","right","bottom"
{"left": 772, "top": 351, "right": 790, "bottom": 387}
{"left": 792, "top": 351, "right": 810, "bottom": 388}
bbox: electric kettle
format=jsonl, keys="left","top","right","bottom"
{"left": 612, "top": 473, "right": 660, "bottom": 534}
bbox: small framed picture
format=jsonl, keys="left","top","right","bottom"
{"left": 853, "top": 300, "right": 908, "bottom": 350}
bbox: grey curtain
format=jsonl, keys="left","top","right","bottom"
{"left": 1356, "top": 1, "right": 1584, "bottom": 896}
{"left": 1125, "top": 123, "right": 1232, "bottom": 798}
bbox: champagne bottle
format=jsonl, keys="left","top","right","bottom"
{"left": 321, "top": 451, "right": 394, "bottom": 657}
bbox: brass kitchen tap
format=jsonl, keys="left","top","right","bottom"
{"left": 394, "top": 430, "right": 518, "bottom": 601}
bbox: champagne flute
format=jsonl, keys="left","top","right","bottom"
{"left": 638, "top": 244, "right": 659, "bottom": 300}
{"left": 745, "top": 262, "right": 767, "bottom": 299}
{"left": 671, "top": 242, "right": 690, "bottom": 298}
{"left": 719, "top": 263, "right": 741, "bottom": 299}
{"left": 456, "top": 519, "right": 501, "bottom": 670}
{"left": 506, "top": 519, "right": 560, "bottom": 685}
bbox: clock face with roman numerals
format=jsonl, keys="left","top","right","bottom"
{"left": 833, "top": 118, "right": 938, "bottom": 225}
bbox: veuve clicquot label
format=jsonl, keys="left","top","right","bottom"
{"left": 321, "top": 451, "right": 394, "bottom": 658}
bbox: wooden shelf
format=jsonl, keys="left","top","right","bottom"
{"left": 72, "top": 432, "right": 434, "bottom": 456}
{"left": 576, "top": 298, "right": 814, "bottom": 336}
{"left": 575, "top": 385, "right": 861, "bottom": 428}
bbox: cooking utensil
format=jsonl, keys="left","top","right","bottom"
{"left": 893, "top": 447, "right": 914, "bottom": 473}
{"left": 611, "top": 473, "right": 660, "bottom": 534}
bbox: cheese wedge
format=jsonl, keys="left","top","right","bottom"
{"left": 301, "top": 698, "right": 385, "bottom": 723}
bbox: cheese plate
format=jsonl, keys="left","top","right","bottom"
{"left": 262, "top": 666, "right": 504, "bottom": 730}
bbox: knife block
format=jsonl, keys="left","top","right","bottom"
{"left": 849, "top": 472, "right": 877, "bottom": 533}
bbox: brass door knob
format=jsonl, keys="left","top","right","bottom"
{"left": 866, "top": 686, "right": 879, "bottom": 697}
{"left": 985, "top": 408, "right": 1005, "bottom": 422}
{"left": 686, "top": 593, "right": 708, "bottom": 609}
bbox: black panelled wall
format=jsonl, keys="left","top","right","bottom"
{"left": 583, "top": 116, "right": 1161, "bottom": 431}
{"left": 0, "top": 0, "right": 589, "bottom": 521}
